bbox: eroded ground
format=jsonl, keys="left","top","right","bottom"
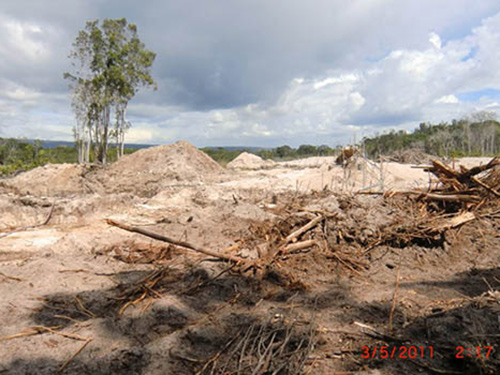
{"left": 1, "top": 143, "right": 499, "bottom": 375}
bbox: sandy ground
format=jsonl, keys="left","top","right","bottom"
{"left": 1, "top": 144, "right": 499, "bottom": 375}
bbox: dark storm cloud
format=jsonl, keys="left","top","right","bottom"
{"left": 3, "top": 0, "right": 495, "bottom": 109}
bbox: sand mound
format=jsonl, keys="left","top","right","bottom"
{"left": 227, "top": 152, "right": 275, "bottom": 170}
{"left": 3, "top": 164, "right": 91, "bottom": 197}
{"left": 101, "top": 141, "right": 224, "bottom": 196}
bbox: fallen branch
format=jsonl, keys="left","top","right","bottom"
{"left": 106, "top": 219, "right": 251, "bottom": 266}
{"left": 470, "top": 175, "right": 500, "bottom": 197}
{"left": 415, "top": 192, "right": 480, "bottom": 203}
{"left": 283, "top": 240, "right": 318, "bottom": 253}
{"left": 59, "top": 338, "right": 93, "bottom": 373}
{"left": 283, "top": 216, "right": 324, "bottom": 245}
{"left": 427, "top": 211, "right": 475, "bottom": 233}
{"left": 459, "top": 157, "right": 500, "bottom": 179}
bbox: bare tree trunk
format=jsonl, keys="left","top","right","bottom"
{"left": 120, "top": 130, "right": 125, "bottom": 157}
{"left": 101, "top": 104, "right": 110, "bottom": 165}
{"left": 85, "top": 124, "right": 91, "bottom": 164}
{"left": 120, "top": 106, "right": 127, "bottom": 157}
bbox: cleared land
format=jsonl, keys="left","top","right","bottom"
{"left": 0, "top": 141, "right": 499, "bottom": 375}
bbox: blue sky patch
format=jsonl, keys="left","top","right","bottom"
{"left": 461, "top": 46, "right": 478, "bottom": 61}
{"left": 457, "top": 88, "right": 500, "bottom": 102}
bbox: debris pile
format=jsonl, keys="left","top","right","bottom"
{"left": 362, "top": 158, "right": 500, "bottom": 249}
{"left": 227, "top": 152, "right": 275, "bottom": 170}
{"left": 419, "top": 157, "right": 500, "bottom": 207}
{"left": 100, "top": 240, "right": 180, "bottom": 264}
{"left": 335, "top": 147, "right": 357, "bottom": 165}
{"left": 388, "top": 148, "right": 437, "bottom": 164}
{"left": 107, "top": 192, "right": 370, "bottom": 284}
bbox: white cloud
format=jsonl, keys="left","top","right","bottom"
{"left": 436, "top": 95, "right": 459, "bottom": 104}
{"left": 0, "top": 80, "right": 41, "bottom": 102}
{"left": 2, "top": 2, "right": 500, "bottom": 147}
{"left": 429, "top": 32, "right": 442, "bottom": 49}
{"left": 0, "top": 14, "right": 53, "bottom": 64}
{"left": 126, "top": 128, "right": 155, "bottom": 143}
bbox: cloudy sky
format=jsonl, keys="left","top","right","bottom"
{"left": 1, "top": 0, "right": 500, "bottom": 147}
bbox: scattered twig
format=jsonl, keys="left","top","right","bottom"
{"left": 0, "top": 271, "right": 23, "bottom": 282}
{"left": 0, "top": 325, "right": 89, "bottom": 342}
{"left": 388, "top": 268, "right": 401, "bottom": 332}
{"left": 58, "top": 338, "right": 93, "bottom": 373}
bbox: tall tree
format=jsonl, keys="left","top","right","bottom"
{"left": 65, "top": 18, "right": 156, "bottom": 164}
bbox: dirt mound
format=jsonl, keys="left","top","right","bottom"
{"left": 227, "top": 152, "right": 275, "bottom": 170}
{"left": 2, "top": 164, "right": 91, "bottom": 197}
{"left": 101, "top": 141, "right": 224, "bottom": 196}
{"left": 389, "top": 148, "right": 437, "bottom": 164}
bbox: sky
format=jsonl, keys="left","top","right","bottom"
{"left": 1, "top": 0, "right": 500, "bottom": 147}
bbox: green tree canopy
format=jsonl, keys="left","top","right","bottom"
{"left": 65, "top": 18, "right": 156, "bottom": 164}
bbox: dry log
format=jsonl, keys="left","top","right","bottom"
{"left": 106, "top": 219, "right": 249, "bottom": 265}
{"left": 460, "top": 157, "right": 499, "bottom": 179}
{"left": 415, "top": 192, "right": 480, "bottom": 203}
{"left": 470, "top": 176, "right": 500, "bottom": 197}
{"left": 283, "top": 216, "right": 323, "bottom": 245}
{"left": 426, "top": 211, "right": 475, "bottom": 233}
{"left": 282, "top": 240, "right": 317, "bottom": 253}
{"left": 429, "top": 160, "right": 462, "bottom": 180}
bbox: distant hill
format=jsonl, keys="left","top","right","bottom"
{"left": 202, "top": 146, "right": 267, "bottom": 151}
{"left": 23, "top": 140, "right": 266, "bottom": 151}
{"left": 25, "top": 140, "right": 156, "bottom": 150}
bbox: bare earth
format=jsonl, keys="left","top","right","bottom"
{"left": 1, "top": 142, "right": 499, "bottom": 375}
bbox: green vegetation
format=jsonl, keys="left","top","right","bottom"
{"left": 201, "top": 144, "right": 338, "bottom": 164}
{"left": 363, "top": 113, "right": 500, "bottom": 158}
{"left": 0, "top": 139, "right": 137, "bottom": 176}
{"left": 200, "top": 148, "right": 244, "bottom": 165}
{"left": 0, "top": 139, "right": 74, "bottom": 176}
{"left": 65, "top": 18, "right": 156, "bottom": 164}
{"left": 4, "top": 112, "right": 500, "bottom": 176}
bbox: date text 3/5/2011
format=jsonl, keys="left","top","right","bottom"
{"left": 361, "top": 346, "right": 434, "bottom": 360}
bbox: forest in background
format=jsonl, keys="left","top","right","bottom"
{"left": 363, "top": 115, "right": 500, "bottom": 158}
{"left": 1, "top": 114, "right": 500, "bottom": 176}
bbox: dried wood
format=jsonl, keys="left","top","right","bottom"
{"left": 283, "top": 216, "right": 323, "bottom": 245}
{"left": 429, "top": 160, "right": 462, "bottom": 180}
{"left": 106, "top": 219, "right": 250, "bottom": 265}
{"left": 460, "top": 157, "right": 500, "bottom": 179}
{"left": 417, "top": 192, "right": 481, "bottom": 203}
{"left": 59, "top": 338, "right": 93, "bottom": 372}
{"left": 427, "top": 211, "right": 475, "bottom": 233}
{"left": 470, "top": 175, "right": 500, "bottom": 197}
{"left": 282, "top": 240, "right": 318, "bottom": 253}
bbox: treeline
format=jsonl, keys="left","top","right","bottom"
{"left": 201, "top": 144, "right": 338, "bottom": 164}
{"left": 0, "top": 139, "right": 76, "bottom": 176}
{"left": 0, "top": 138, "right": 139, "bottom": 176}
{"left": 364, "top": 114, "right": 500, "bottom": 159}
